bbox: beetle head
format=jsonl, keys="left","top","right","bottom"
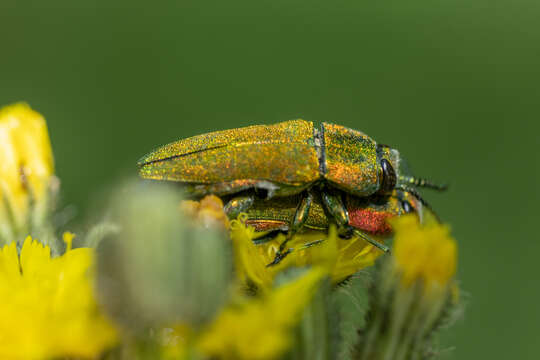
{"left": 375, "top": 145, "right": 447, "bottom": 222}
{"left": 376, "top": 145, "right": 447, "bottom": 194}
{"left": 378, "top": 146, "right": 448, "bottom": 223}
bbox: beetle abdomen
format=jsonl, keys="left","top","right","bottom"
{"left": 346, "top": 194, "right": 406, "bottom": 235}
{"left": 138, "top": 120, "right": 320, "bottom": 196}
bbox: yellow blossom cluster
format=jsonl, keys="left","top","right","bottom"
{"left": 0, "top": 234, "right": 117, "bottom": 360}
{"left": 197, "top": 267, "right": 326, "bottom": 360}
{"left": 230, "top": 213, "right": 382, "bottom": 290}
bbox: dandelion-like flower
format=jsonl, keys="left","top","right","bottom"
{"left": 197, "top": 267, "right": 326, "bottom": 360}
{"left": 0, "top": 233, "right": 117, "bottom": 360}
{"left": 230, "top": 214, "right": 383, "bottom": 291}
{"left": 354, "top": 214, "right": 459, "bottom": 360}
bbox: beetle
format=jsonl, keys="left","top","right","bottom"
{"left": 138, "top": 120, "right": 446, "bottom": 261}
{"left": 231, "top": 189, "right": 424, "bottom": 264}
{"left": 240, "top": 189, "right": 422, "bottom": 235}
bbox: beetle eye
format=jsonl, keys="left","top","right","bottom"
{"left": 401, "top": 200, "right": 414, "bottom": 214}
{"left": 380, "top": 159, "right": 396, "bottom": 192}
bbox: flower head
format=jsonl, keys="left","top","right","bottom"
{"left": 391, "top": 215, "right": 457, "bottom": 290}
{"left": 0, "top": 234, "right": 117, "bottom": 359}
{"left": 0, "top": 103, "right": 55, "bottom": 244}
{"left": 230, "top": 214, "right": 383, "bottom": 291}
{"left": 353, "top": 214, "right": 459, "bottom": 360}
{"left": 197, "top": 267, "right": 326, "bottom": 360}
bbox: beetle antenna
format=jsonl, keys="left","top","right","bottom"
{"left": 395, "top": 186, "right": 441, "bottom": 223}
{"left": 398, "top": 175, "right": 448, "bottom": 191}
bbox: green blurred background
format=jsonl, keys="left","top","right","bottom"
{"left": 1, "top": 0, "right": 538, "bottom": 358}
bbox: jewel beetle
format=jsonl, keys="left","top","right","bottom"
{"left": 240, "top": 189, "right": 422, "bottom": 236}
{"left": 138, "top": 120, "right": 446, "bottom": 261}
{"left": 232, "top": 189, "right": 423, "bottom": 264}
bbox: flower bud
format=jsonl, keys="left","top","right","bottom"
{"left": 0, "top": 103, "right": 55, "bottom": 245}
{"left": 96, "top": 181, "right": 234, "bottom": 333}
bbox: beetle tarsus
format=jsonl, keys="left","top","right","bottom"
{"left": 266, "top": 248, "right": 293, "bottom": 267}
{"left": 252, "top": 229, "right": 288, "bottom": 245}
{"left": 299, "top": 239, "right": 325, "bottom": 249}
{"left": 352, "top": 229, "right": 390, "bottom": 253}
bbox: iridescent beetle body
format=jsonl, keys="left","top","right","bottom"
{"left": 241, "top": 190, "right": 422, "bottom": 235}
{"left": 239, "top": 190, "right": 436, "bottom": 263}
{"left": 138, "top": 120, "right": 398, "bottom": 198}
{"left": 138, "top": 119, "right": 446, "bottom": 263}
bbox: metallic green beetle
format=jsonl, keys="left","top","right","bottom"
{"left": 240, "top": 189, "right": 423, "bottom": 236}
{"left": 138, "top": 120, "right": 445, "bottom": 260}
{"left": 233, "top": 189, "right": 424, "bottom": 264}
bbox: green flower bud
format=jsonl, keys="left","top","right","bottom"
{"left": 96, "top": 181, "right": 233, "bottom": 333}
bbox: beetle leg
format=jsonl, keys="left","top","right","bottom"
{"left": 299, "top": 239, "right": 325, "bottom": 249}
{"left": 288, "top": 191, "right": 314, "bottom": 239}
{"left": 266, "top": 248, "right": 293, "bottom": 266}
{"left": 252, "top": 228, "right": 288, "bottom": 245}
{"left": 267, "top": 191, "right": 314, "bottom": 266}
{"left": 320, "top": 190, "right": 350, "bottom": 229}
{"left": 351, "top": 229, "right": 390, "bottom": 253}
{"left": 321, "top": 190, "right": 390, "bottom": 253}
{"left": 223, "top": 194, "right": 255, "bottom": 219}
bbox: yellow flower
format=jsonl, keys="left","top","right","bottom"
{"left": 230, "top": 215, "right": 274, "bottom": 290}
{"left": 354, "top": 215, "right": 459, "bottom": 360}
{"left": 390, "top": 215, "right": 457, "bottom": 289}
{"left": 0, "top": 103, "right": 54, "bottom": 241}
{"left": 198, "top": 267, "right": 326, "bottom": 360}
{"left": 230, "top": 215, "right": 382, "bottom": 290}
{"left": 0, "top": 234, "right": 117, "bottom": 360}
{"left": 159, "top": 324, "right": 193, "bottom": 360}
